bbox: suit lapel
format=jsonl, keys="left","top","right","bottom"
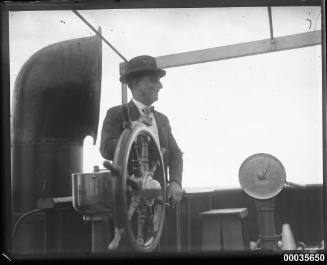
{"left": 127, "top": 100, "right": 141, "bottom": 121}
{"left": 153, "top": 111, "right": 166, "bottom": 148}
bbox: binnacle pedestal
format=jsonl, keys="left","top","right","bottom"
{"left": 239, "top": 153, "right": 286, "bottom": 250}
{"left": 90, "top": 218, "right": 112, "bottom": 253}
{"left": 254, "top": 199, "right": 278, "bottom": 250}
{"left": 72, "top": 168, "right": 115, "bottom": 253}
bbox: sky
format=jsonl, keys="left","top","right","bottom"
{"left": 9, "top": 6, "right": 322, "bottom": 190}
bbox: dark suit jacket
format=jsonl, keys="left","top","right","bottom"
{"left": 100, "top": 100, "right": 183, "bottom": 185}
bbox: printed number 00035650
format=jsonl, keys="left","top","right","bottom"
{"left": 283, "top": 253, "right": 325, "bottom": 262}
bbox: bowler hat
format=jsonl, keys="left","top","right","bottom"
{"left": 120, "top": 55, "right": 166, "bottom": 84}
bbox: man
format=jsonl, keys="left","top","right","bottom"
{"left": 100, "top": 55, "right": 183, "bottom": 203}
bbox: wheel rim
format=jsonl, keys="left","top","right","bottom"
{"left": 113, "top": 122, "right": 166, "bottom": 252}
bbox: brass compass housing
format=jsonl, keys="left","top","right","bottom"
{"left": 239, "top": 153, "right": 286, "bottom": 199}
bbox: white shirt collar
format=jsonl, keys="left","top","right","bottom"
{"left": 131, "top": 98, "right": 160, "bottom": 145}
{"left": 132, "top": 98, "right": 152, "bottom": 114}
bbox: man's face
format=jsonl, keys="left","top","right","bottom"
{"left": 134, "top": 74, "right": 163, "bottom": 106}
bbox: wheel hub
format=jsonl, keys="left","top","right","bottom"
{"left": 142, "top": 173, "right": 162, "bottom": 206}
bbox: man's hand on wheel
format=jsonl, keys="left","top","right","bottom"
{"left": 167, "top": 181, "right": 183, "bottom": 206}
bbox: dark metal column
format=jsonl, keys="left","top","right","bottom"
{"left": 321, "top": 0, "right": 327, "bottom": 251}
{"left": 1, "top": 3, "right": 12, "bottom": 256}
{"left": 92, "top": 220, "right": 112, "bottom": 253}
{"left": 255, "top": 199, "right": 278, "bottom": 250}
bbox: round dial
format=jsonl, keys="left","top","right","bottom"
{"left": 239, "top": 153, "right": 286, "bottom": 199}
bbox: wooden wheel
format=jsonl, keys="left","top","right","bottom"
{"left": 112, "top": 121, "right": 166, "bottom": 252}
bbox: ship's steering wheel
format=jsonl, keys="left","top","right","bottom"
{"left": 105, "top": 121, "right": 166, "bottom": 252}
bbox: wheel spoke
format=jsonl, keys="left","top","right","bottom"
{"left": 127, "top": 175, "right": 139, "bottom": 191}
{"left": 128, "top": 194, "right": 140, "bottom": 220}
{"left": 152, "top": 204, "right": 162, "bottom": 233}
{"left": 136, "top": 208, "right": 146, "bottom": 246}
{"left": 144, "top": 206, "right": 156, "bottom": 246}
{"left": 146, "top": 206, "right": 154, "bottom": 236}
{"left": 150, "top": 160, "right": 160, "bottom": 174}
{"left": 140, "top": 134, "right": 150, "bottom": 172}
{"left": 132, "top": 141, "right": 143, "bottom": 175}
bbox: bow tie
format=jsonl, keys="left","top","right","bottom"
{"left": 142, "top": 106, "right": 154, "bottom": 115}
{"left": 140, "top": 106, "right": 154, "bottom": 126}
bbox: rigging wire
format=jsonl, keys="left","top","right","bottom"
{"left": 72, "top": 10, "right": 128, "bottom": 62}
{"left": 267, "top": 6, "right": 274, "bottom": 40}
